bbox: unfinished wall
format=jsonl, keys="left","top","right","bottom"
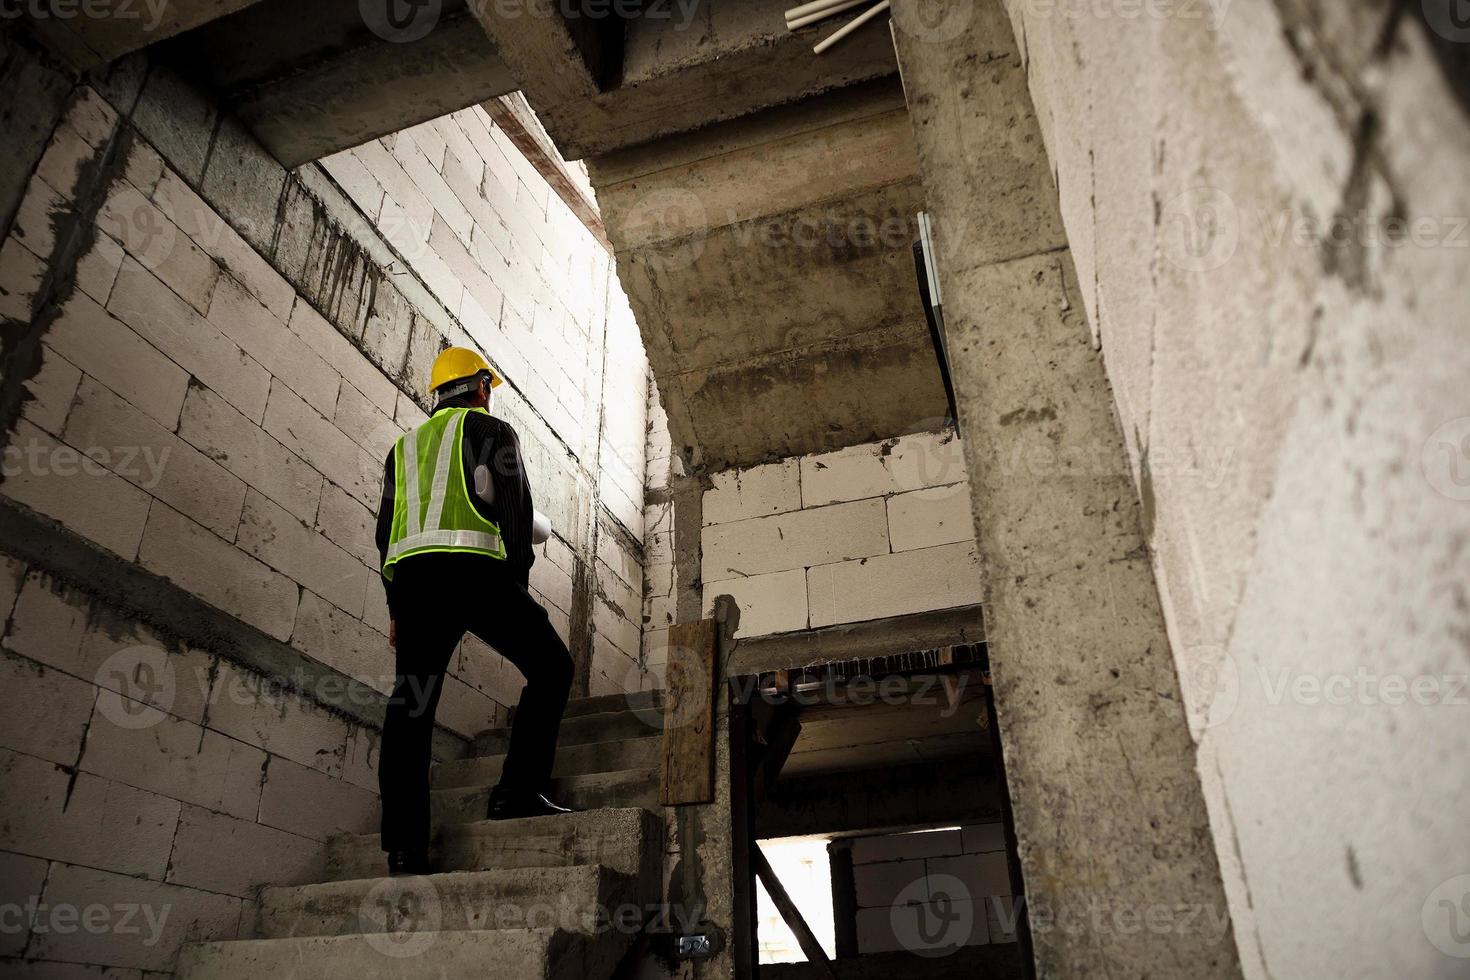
{"left": 895, "top": 1, "right": 1470, "bottom": 977}
{"left": 0, "top": 34, "right": 650, "bottom": 975}
{"left": 641, "top": 429, "right": 978, "bottom": 680}
{"left": 318, "top": 112, "right": 652, "bottom": 697}
{"left": 994, "top": 3, "right": 1470, "bottom": 978}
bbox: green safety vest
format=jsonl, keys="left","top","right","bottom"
{"left": 382, "top": 406, "right": 506, "bottom": 580}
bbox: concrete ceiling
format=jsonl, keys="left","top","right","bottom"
{"left": 590, "top": 79, "right": 947, "bottom": 469}
{"left": 468, "top": 3, "right": 948, "bottom": 470}
{"left": 155, "top": 0, "right": 517, "bottom": 167}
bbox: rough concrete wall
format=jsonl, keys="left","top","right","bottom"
{"left": 991, "top": 2, "right": 1470, "bottom": 977}
{"left": 318, "top": 108, "right": 653, "bottom": 697}
{"left": 700, "top": 430, "right": 978, "bottom": 640}
{"left": 0, "top": 563, "right": 381, "bottom": 973}
{"left": 0, "top": 48, "right": 653, "bottom": 973}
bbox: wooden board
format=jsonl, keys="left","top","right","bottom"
{"left": 660, "top": 618, "right": 718, "bottom": 806}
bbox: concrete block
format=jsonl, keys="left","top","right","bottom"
{"left": 927, "top": 851, "right": 1012, "bottom": 900}
{"left": 45, "top": 290, "right": 189, "bottom": 430}
{"left": 703, "top": 460, "right": 801, "bottom": 526}
{"left": 79, "top": 616, "right": 215, "bottom": 727}
{"left": 153, "top": 169, "right": 295, "bottom": 321}
{"left": 168, "top": 804, "right": 323, "bottom": 899}
{"left": 887, "top": 484, "right": 974, "bottom": 552}
{"left": 287, "top": 299, "right": 401, "bottom": 417}
{"left": 5, "top": 574, "right": 89, "bottom": 675}
{"left": 35, "top": 120, "right": 98, "bottom": 197}
{"left": 198, "top": 115, "right": 287, "bottom": 255}
{"left": 315, "top": 482, "right": 378, "bottom": 570}
{"left": 108, "top": 257, "right": 270, "bottom": 422}
{"left": 436, "top": 673, "right": 504, "bottom": 738}
{"left": 0, "top": 234, "right": 43, "bottom": 322}
{"left": 1, "top": 419, "right": 153, "bottom": 560}
{"left": 20, "top": 342, "right": 81, "bottom": 435}
{"left": 361, "top": 574, "right": 391, "bottom": 636}
{"left": 322, "top": 150, "right": 385, "bottom": 220}
{"left": 257, "top": 754, "right": 379, "bottom": 842}
{"left": 11, "top": 168, "right": 67, "bottom": 258}
{"left": 73, "top": 230, "right": 126, "bottom": 304}
{"left": 0, "top": 851, "right": 48, "bottom": 957}
{"left": 0, "top": 554, "right": 24, "bottom": 624}
{"left": 592, "top": 597, "right": 640, "bottom": 659}
{"left": 290, "top": 590, "right": 390, "bottom": 693}
{"left": 96, "top": 182, "right": 219, "bottom": 313}
{"left": 130, "top": 67, "right": 217, "bottom": 183}
{"left": 528, "top": 554, "right": 574, "bottom": 615}
{"left": 342, "top": 725, "right": 380, "bottom": 793}
{"left": 262, "top": 380, "right": 380, "bottom": 507}
{"left": 207, "top": 274, "right": 340, "bottom": 410}
{"left": 177, "top": 384, "right": 324, "bottom": 525}
{"left": 961, "top": 823, "right": 1006, "bottom": 855}
{"left": 857, "top": 900, "right": 989, "bottom": 954}
{"left": 702, "top": 568, "right": 807, "bottom": 639}
{"left": 138, "top": 502, "right": 300, "bottom": 641}
{"left": 333, "top": 380, "right": 401, "bottom": 459}
{"left": 854, "top": 860, "right": 928, "bottom": 909}
{"left": 801, "top": 430, "right": 968, "bottom": 507}
{"left": 64, "top": 376, "right": 247, "bottom": 537}
{"left": 807, "top": 541, "right": 981, "bottom": 629}
{"left": 205, "top": 661, "right": 350, "bottom": 777}
{"left": 81, "top": 710, "right": 266, "bottom": 822}
{"left": 0, "top": 647, "right": 94, "bottom": 765}
{"left": 0, "top": 749, "right": 180, "bottom": 879}
{"left": 360, "top": 282, "right": 414, "bottom": 380}
{"left": 237, "top": 491, "right": 369, "bottom": 618}
{"left": 852, "top": 829, "right": 963, "bottom": 865}
{"left": 702, "top": 498, "right": 889, "bottom": 584}
{"left": 30, "top": 861, "right": 240, "bottom": 972}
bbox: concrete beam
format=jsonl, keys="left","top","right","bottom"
{"left": 23, "top": 0, "right": 266, "bottom": 70}
{"left": 891, "top": 4, "right": 1243, "bottom": 976}
{"left": 728, "top": 604, "right": 985, "bottom": 676}
{"left": 476, "top": 0, "right": 897, "bottom": 159}
{"left": 159, "top": 3, "right": 516, "bottom": 167}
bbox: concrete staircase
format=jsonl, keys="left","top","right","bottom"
{"left": 175, "top": 691, "right": 666, "bottom": 980}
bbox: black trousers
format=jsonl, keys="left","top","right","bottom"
{"left": 379, "top": 554, "right": 573, "bottom": 853}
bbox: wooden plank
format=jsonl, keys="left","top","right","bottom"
{"left": 753, "top": 846, "right": 840, "bottom": 980}
{"left": 660, "top": 618, "right": 718, "bottom": 805}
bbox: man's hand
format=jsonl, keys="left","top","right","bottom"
{"left": 389, "top": 620, "right": 397, "bottom": 648}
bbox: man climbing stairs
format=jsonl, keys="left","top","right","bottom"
{"left": 174, "top": 690, "right": 667, "bottom": 980}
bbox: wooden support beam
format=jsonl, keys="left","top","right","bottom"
{"left": 660, "top": 618, "right": 718, "bottom": 805}
{"left": 753, "top": 845, "right": 840, "bottom": 980}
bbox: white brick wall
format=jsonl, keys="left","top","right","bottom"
{"left": 699, "top": 431, "right": 978, "bottom": 637}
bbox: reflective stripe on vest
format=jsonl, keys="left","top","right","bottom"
{"left": 383, "top": 407, "right": 505, "bottom": 578}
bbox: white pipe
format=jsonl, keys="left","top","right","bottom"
{"left": 787, "top": 0, "right": 867, "bottom": 29}
{"left": 531, "top": 509, "right": 552, "bottom": 545}
{"left": 812, "top": 0, "right": 890, "bottom": 54}
{"left": 784, "top": 0, "right": 859, "bottom": 21}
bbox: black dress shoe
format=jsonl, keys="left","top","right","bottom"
{"left": 387, "top": 850, "right": 431, "bottom": 876}
{"left": 486, "top": 788, "right": 575, "bottom": 820}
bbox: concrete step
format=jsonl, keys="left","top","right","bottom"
{"left": 177, "top": 927, "right": 605, "bottom": 980}
{"left": 432, "top": 769, "right": 659, "bottom": 827}
{"left": 537, "top": 689, "right": 663, "bottom": 722}
{"left": 473, "top": 708, "right": 664, "bottom": 756}
{"left": 430, "top": 736, "right": 661, "bottom": 790}
{"left": 255, "top": 864, "right": 634, "bottom": 940}
{"left": 325, "top": 808, "right": 665, "bottom": 892}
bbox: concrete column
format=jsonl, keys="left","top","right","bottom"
{"left": 891, "top": 5, "right": 1243, "bottom": 977}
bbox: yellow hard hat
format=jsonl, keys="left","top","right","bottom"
{"left": 429, "top": 347, "right": 503, "bottom": 395}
